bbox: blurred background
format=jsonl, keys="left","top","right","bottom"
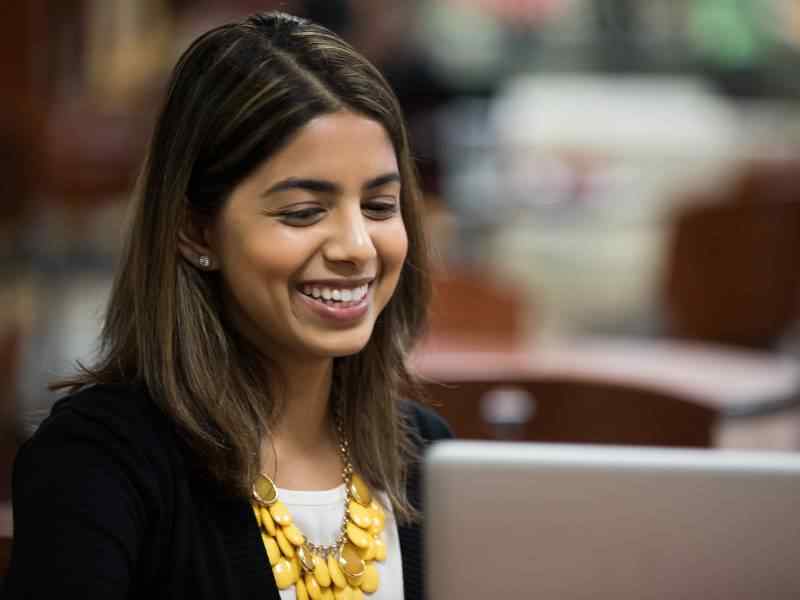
{"left": 3, "top": 0, "right": 800, "bottom": 514}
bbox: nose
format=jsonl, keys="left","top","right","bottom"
{"left": 322, "top": 205, "right": 377, "bottom": 266}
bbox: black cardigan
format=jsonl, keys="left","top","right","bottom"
{"left": 3, "top": 383, "right": 452, "bottom": 599}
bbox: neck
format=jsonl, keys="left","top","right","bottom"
{"left": 274, "top": 357, "right": 334, "bottom": 449}
{"left": 260, "top": 357, "right": 342, "bottom": 489}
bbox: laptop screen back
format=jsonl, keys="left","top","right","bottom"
{"left": 425, "top": 441, "right": 800, "bottom": 599}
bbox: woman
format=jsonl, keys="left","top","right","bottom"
{"left": 4, "top": 11, "right": 451, "bottom": 600}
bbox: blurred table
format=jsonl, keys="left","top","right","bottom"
{"left": 410, "top": 335, "right": 800, "bottom": 450}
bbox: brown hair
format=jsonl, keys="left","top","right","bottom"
{"left": 52, "top": 11, "right": 431, "bottom": 523}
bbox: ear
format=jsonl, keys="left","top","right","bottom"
{"left": 178, "top": 210, "right": 217, "bottom": 270}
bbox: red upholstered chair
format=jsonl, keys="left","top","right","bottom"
{"left": 663, "top": 161, "right": 800, "bottom": 350}
{"left": 423, "top": 268, "right": 528, "bottom": 352}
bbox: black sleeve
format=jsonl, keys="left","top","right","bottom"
{"left": 2, "top": 407, "right": 147, "bottom": 598}
{"left": 406, "top": 401, "right": 455, "bottom": 445}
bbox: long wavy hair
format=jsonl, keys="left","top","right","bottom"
{"left": 52, "top": 11, "right": 431, "bottom": 523}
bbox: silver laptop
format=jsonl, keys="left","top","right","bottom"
{"left": 425, "top": 441, "right": 800, "bottom": 599}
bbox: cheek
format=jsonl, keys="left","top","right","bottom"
{"left": 378, "top": 223, "right": 408, "bottom": 275}
{"left": 235, "top": 228, "right": 312, "bottom": 276}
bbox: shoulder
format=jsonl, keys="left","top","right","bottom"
{"left": 17, "top": 382, "right": 182, "bottom": 491}
{"left": 50, "top": 381, "right": 158, "bottom": 418}
{"left": 7, "top": 384, "right": 184, "bottom": 596}
{"left": 31, "top": 382, "right": 174, "bottom": 450}
{"left": 400, "top": 399, "right": 454, "bottom": 444}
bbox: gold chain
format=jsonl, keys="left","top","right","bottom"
{"left": 301, "top": 419, "right": 352, "bottom": 557}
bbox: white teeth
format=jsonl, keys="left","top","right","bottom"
{"left": 300, "top": 283, "right": 371, "bottom": 303}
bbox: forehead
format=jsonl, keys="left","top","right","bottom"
{"left": 252, "top": 111, "right": 399, "bottom": 186}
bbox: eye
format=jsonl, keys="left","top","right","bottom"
{"left": 362, "top": 198, "right": 399, "bottom": 220}
{"left": 278, "top": 206, "right": 326, "bottom": 226}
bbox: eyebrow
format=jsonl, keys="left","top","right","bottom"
{"left": 263, "top": 172, "right": 401, "bottom": 196}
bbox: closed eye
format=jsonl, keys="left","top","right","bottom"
{"left": 278, "top": 206, "right": 326, "bottom": 225}
{"left": 363, "top": 199, "right": 399, "bottom": 220}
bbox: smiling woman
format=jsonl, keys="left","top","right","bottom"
{"left": 3, "top": 11, "right": 451, "bottom": 600}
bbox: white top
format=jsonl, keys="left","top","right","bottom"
{"left": 276, "top": 484, "right": 404, "bottom": 600}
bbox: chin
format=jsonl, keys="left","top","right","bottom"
{"left": 324, "top": 341, "right": 371, "bottom": 358}
{"left": 311, "top": 331, "right": 374, "bottom": 358}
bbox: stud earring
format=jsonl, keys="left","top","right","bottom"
{"left": 198, "top": 255, "right": 211, "bottom": 268}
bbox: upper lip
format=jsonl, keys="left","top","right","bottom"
{"left": 298, "top": 278, "right": 374, "bottom": 288}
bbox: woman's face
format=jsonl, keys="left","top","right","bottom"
{"left": 206, "top": 110, "right": 408, "bottom": 364}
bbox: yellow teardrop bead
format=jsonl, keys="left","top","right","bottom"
{"left": 306, "top": 573, "right": 322, "bottom": 600}
{"left": 373, "top": 536, "right": 387, "bottom": 561}
{"left": 313, "top": 553, "right": 332, "bottom": 588}
{"left": 260, "top": 505, "right": 277, "bottom": 536}
{"left": 253, "top": 474, "right": 278, "bottom": 505}
{"left": 320, "top": 588, "right": 334, "bottom": 600}
{"left": 359, "top": 564, "right": 379, "bottom": 594}
{"left": 290, "top": 556, "right": 301, "bottom": 582}
{"left": 283, "top": 523, "right": 305, "bottom": 546}
{"left": 252, "top": 504, "right": 262, "bottom": 526}
{"left": 296, "top": 577, "right": 310, "bottom": 600}
{"left": 348, "top": 501, "right": 373, "bottom": 529}
{"left": 276, "top": 528, "right": 295, "bottom": 558}
{"left": 333, "top": 586, "right": 352, "bottom": 600}
{"left": 297, "top": 544, "right": 316, "bottom": 574}
{"left": 273, "top": 558, "right": 294, "bottom": 590}
{"left": 357, "top": 538, "right": 375, "bottom": 562}
{"left": 270, "top": 501, "right": 292, "bottom": 526}
{"left": 339, "top": 543, "right": 365, "bottom": 580}
{"left": 351, "top": 588, "right": 363, "bottom": 600}
{"left": 368, "top": 519, "right": 382, "bottom": 536}
{"left": 368, "top": 505, "right": 385, "bottom": 535}
{"left": 346, "top": 521, "right": 370, "bottom": 549}
{"left": 327, "top": 553, "right": 347, "bottom": 588}
{"left": 350, "top": 474, "right": 372, "bottom": 506}
{"left": 262, "top": 533, "right": 281, "bottom": 566}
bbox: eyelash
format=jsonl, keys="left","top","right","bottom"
{"left": 279, "top": 207, "right": 325, "bottom": 223}
{"left": 278, "top": 201, "right": 399, "bottom": 225}
{"left": 363, "top": 201, "right": 399, "bottom": 219}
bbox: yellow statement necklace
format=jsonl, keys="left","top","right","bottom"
{"left": 251, "top": 430, "right": 387, "bottom": 599}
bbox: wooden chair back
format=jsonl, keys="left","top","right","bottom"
{"left": 0, "top": 514, "right": 10, "bottom": 582}
{"left": 423, "top": 375, "right": 718, "bottom": 448}
{"left": 0, "top": 329, "right": 20, "bottom": 504}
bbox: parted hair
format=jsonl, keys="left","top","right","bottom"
{"left": 52, "top": 11, "right": 431, "bottom": 523}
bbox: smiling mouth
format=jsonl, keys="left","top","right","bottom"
{"left": 298, "top": 283, "right": 371, "bottom": 308}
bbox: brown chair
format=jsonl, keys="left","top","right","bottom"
{"left": 663, "top": 165, "right": 800, "bottom": 350}
{"left": 423, "top": 375, "right": 718, "bottom": 448}
{"left": 424, "top": 268, "right": 527, "bottom": 351}
{"left": 0, "top": 507, "right": 10, "bottom": 581}
{"left": 0, "top": 329, "right": 20, "bottom": 503}
{"left": 0, "top": 328, "right": 19, "bottom": 581}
